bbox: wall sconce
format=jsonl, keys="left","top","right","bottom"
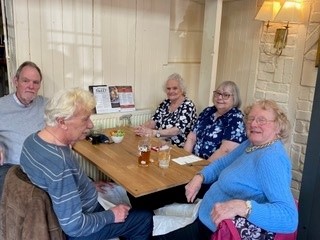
{"left": 255, "top": 0, "right": 306, "bottom": 56}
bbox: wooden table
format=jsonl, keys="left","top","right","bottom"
{"left": 73, "top": 127, "right": 208, "bottom": 197}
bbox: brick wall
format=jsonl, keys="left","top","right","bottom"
{"left": 255, "top": 0, "right": 319, "bottom": 199}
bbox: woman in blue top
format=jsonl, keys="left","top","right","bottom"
{"left": 155, "top": 100, "right": 298, "bottom": 240}
{"left": 184, "top": 81, "right": 247, "bottom": 162}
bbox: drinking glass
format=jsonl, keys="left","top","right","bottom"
{"left": 158, "top": 139, "right": 171, "bottom": 168}
{"left": 138, "top": 138, "right": 151, "bottom": 167}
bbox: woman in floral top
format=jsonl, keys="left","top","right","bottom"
{"left": 184, "top": 81, "right": 247, "bottom": 161}
{"left": 134, "top": 73, "right": 197, "bottom": 147}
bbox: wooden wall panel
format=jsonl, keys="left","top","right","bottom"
{"left": 51, "top": 0, "right": 65, "bottom": 92}
{"left": 217, "top": 0, "right": 260, "bottom": 109}
{"left": 13, "top": 0, "right": 29, "bottom": 67}
{"left": 62, "top": 0, "right": 77, "bottom": 89}
{"left": 134, "top": 0, "right": 171, "bottom": 110}
{"left": 7, "top": 0, "right": 204, "bottom": 111}
{"left": 38, "top": 0, "right": 53, "bottom": 96}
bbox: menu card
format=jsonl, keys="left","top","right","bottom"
{"left": 89, "top": 85, "right": 135, "bottom": 114}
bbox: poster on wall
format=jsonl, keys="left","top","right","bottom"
{"left": 89, "top": 85, "right": 135, "bottom": 114}
{"left": 116, "top": 86, "right": 135, "bottom": 111}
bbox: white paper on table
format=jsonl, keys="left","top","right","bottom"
{"left": 172, "top": 154, "right": 203, "bottom": 165}
{"left": 152, "top": 199, "right": 202, "bottom": 236}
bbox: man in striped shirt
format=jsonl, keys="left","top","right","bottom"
{"left": 20, "top": 88, "right": 153, "bottom": 239}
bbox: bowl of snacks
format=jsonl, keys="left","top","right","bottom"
{"left": 110, "top": 129, "right": 125, "bottom": 143}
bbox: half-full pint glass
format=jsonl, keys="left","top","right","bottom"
{"left": 158, "top": 139, "right": 171, "bottom": 168}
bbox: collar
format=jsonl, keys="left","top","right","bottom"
{"left": 13, "top": 93, "right": 33, "bottom": 107}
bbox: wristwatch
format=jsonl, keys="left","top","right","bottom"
{"left": 245, "top": 200, "right": 252, "bottom": 218}
{"left": 155, "top": 130, "right": 161, "bottom": 138}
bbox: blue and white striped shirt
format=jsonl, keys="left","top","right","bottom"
{"left": 20, "top": 132, "right": 114, "bottom": 237}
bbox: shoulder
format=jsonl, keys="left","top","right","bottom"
{"left": 0, "top": 93, "right": 14, "bottom": 104}
{"left": 228, "top": 107, "right": 244, "bottom": 116}
{"left": 181, "top": 98, "right": 196, "bottom": 112}
{"left": 199, "top": 106, "right": 215, "bottom": 115}
{"left": 159, "top": 99, "right": 170, "bottom": 107}
{"left": 257, "top": 141, "right": 291, "bottom": 168}
{"left": 34, "top": 95, "right": 48, "bottom": 105}
{"left": 183, "top": 98, "right": 196, "bottom": 106}
{"left": 223, "top": 108, "right": 244, "bottom": 120}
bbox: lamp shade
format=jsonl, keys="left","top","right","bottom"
{"left": 274, "top": 1, "right": 305, "bottom": 23}
{"left": 255, "top": 1, "right": 281, "bottom": 22}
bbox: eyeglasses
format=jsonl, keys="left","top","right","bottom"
{"left": 213, "top": 91, "right": 233, "bottom": 100}
{"left": 246, "top": 116, "right": 275, "bottom": 126}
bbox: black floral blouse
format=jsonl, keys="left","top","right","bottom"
{"left": 151, "top": 98, "right": 197, "bottom": 147}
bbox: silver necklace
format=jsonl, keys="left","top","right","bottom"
{"left": 245, "top": 139, "right": 279, "bottom": 153}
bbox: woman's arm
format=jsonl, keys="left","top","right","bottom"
{"left": 184, "top": 132, "right": 197, "bottom": 153}
{"left": 134, "top": 120, "right": 156, "bottom": 136}
{"left": 207, "top": 140, "right": 240, "bottom": 162}
{"left": 142, "top": 119, "right": 156, "bottom": 129}
{"left": 152, "top": 127, "right": 180, "bottom": 137}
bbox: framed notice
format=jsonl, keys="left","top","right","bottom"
{"left": 89, "top": 85, "right": 120, "bottom": 114}
{"left": 89, "top": 85, "right": 135, "bottom": 114}
{"left": 116, "top": 86, "right": 135, "bottom": 111}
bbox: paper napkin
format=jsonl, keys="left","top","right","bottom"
{"left": 172, "top": 155, "right": 203, "bottom": 165}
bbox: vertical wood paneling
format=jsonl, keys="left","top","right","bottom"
{"left": 217, "top": 0, "right": 260, "bottom": 108}
{"left": 39, "top": 0, "right": 54, "bottom": 96}
{"left": 8, "top": 0, "right": 203, "bottom": 110}
{"left": 81, "top": 0, "right": 94, "bottom": 88}
{"left": 51, "top": 0, "right": 64, "bottom": 91}
{"left": 100, "top": 0, "right": 112, "bottom": 87}
{"left": 13, "top": 0, "right": 30, "bottom": 66}
{"left": 198, "top": 0, "right": 222, "bottom": 112}
{"left": 92, "top": 0, "right": 103, "bottom": 85}
{"left": 74, "top": 0, "right": 85, "bottom": 88}
{"left": 109, "top": 0, "right": 135, "bottom": 86}
{"left": 28, "top": 0, "right": 42, "bottom": 69}
{"left": 135, "top": 0, "right": 170, "bottom": 109}
{"left": 62, "top": 0, "right": 76, "bottom": 89}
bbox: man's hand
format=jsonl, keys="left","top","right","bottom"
{"left": 110, "top": 204, "right": 131, "bottom": 223}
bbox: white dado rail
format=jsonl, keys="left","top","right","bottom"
{"left": 75, "top": 109, "right": 153, "bottom": 180}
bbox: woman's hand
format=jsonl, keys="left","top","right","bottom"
{"left": 134, "top": 126, "right": 153, "bottom": 137}
{"left": 185, "top": 174, "right": 203, "bottom": 203}
{"left": 211, "top": 199, "right": 247, "bottom": 226}
{"left": 110, "top": 204, "right": 131, "bottom": 223}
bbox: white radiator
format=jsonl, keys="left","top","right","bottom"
{"left": 76, "top": 109, "right": 153, "bottom": 181}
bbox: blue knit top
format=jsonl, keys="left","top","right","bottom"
{"left": 20, "top": 133, "right": 114, "bottom": 237}
{"left": 0, "top": 93, "right": 46, "bottom": 164}
{"left": 199, "top": 139, "right": 298, "bottom": 233}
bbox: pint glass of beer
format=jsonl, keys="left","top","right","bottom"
{"left": 138, "top": 138, "right": 151, "bottom": 166}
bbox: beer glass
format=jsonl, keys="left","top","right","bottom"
{"left": 138, "top": 138, "right": 151, "bottom": 167}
